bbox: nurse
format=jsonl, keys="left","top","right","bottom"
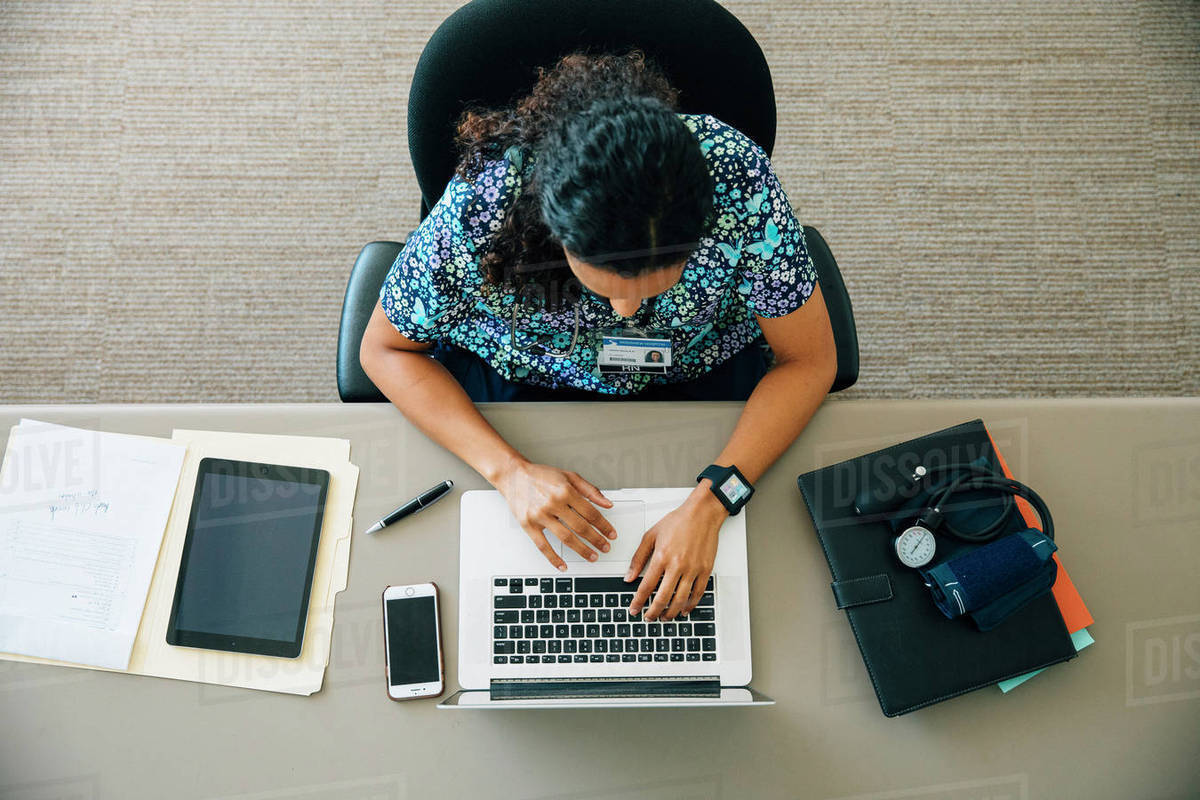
{"left": 360, "top": 49, "right": 837, "bottom": 623}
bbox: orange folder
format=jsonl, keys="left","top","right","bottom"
{"left": 987, "top": 428, "right": 1093, "bottom": 633}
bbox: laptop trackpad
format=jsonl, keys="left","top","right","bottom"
{"left": 556, "top": 500, "right": 645, "bottom": 563}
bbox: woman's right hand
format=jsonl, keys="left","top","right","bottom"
{"left": 494, "top": 458, "right": 617, "bottom": 571}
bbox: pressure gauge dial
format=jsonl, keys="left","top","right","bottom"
{"left": 894, "top": 525, "right": 936, "bottom": 568}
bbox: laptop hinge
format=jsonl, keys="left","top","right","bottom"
{"left": 490, "top": 676, "right": 721, "bottom": 700}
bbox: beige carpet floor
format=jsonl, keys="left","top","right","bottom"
{"left": 1, "top": 0, "right": 1197, "bottom": 403}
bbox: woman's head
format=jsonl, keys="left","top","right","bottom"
{"left": 452, "top": 49, "right": 714, "bottom": 315}
{"left": 536, "top": 94, "right": 713, "bottom": 308}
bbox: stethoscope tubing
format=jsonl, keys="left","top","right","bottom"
{"left": 508, "top": 300, "right": 582, "bottom": 359}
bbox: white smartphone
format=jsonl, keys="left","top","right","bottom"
{"left": 382, "top": 583, "right": 444, "bottom": 701}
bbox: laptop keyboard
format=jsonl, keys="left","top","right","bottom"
{"left": 492, "top": 575, "right": 717, "bottom": 665}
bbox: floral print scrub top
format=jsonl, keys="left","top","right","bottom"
{"left": 379, "top": 112, "right": 818, "bottom": 395}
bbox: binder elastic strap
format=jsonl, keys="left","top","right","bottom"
{"left": 832, "top": 574, "right": 893, "bottom": 609}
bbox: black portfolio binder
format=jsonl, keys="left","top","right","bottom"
{"left": 797, "top": 419, "right": 1077, "bottom": 716}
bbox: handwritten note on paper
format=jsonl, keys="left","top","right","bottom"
{"left": 48, "top": 489, "right": 112, "bottom": 521}
{"left": 0, "top": 419, "right": 186, "bottom": 669}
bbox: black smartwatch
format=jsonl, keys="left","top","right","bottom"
{"left": 696, "top": 464, "right": 755, "bottom": 515}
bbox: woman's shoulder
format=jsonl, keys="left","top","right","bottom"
{"left": 677, "top": 111, "right": 776, "bottom": 223}
{"left": 677, "top": 112, "right": 770, "bottom": 166}
{"left": 390, "top": 154, "right": 520, "bottom": 301}
{"left": 678, "top": 112, "right": 812, "bottom": 292}
{"left": 446, "top": 146, "right": 528, "bottom": 250}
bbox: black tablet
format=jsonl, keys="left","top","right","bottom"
{"left": 166, "top": 457, "right": 330, "bottom": 658}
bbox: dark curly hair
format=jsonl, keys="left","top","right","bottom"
{"left": 452, "top": 48, "right": 714, "bottom": 296}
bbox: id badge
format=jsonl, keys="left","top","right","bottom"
{"left": 598, "top": 331, "right": 672, "bottom": 374}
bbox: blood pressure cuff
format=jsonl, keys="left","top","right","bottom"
{"left": 919, "top": 529, "right": 1058, "bottom": 631}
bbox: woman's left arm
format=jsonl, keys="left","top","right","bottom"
{"left": 626, "top": 282, "right": 839, "bottom": 620}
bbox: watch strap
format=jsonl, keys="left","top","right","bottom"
{"left": 696, "top": 464, "right": 753, "bottom": 515}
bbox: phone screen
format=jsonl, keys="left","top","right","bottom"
{"left": 386, "top": 596, "right": 440, "bottom": 685}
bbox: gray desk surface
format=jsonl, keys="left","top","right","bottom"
{"left": 0, "top": 399, "right": 1197, "bottom": 800}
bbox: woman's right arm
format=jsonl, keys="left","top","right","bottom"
{"left": 359, "top": 301, "right": 616, "bottom": 569}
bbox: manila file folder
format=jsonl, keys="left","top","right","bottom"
{"left": 0, "top": 428, "right": 359, "bottom": 695}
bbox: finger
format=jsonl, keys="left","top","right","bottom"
{"left": 664, "top": 575, "right": 696, "bottom": 621}
{"left": 625, "top": 531, "right": 656, "bottom": 582}
{"left": 567, "top": 471, "right": 613, "bottom": 508}
{"left": 630, "top": 559, "right": 664, "bottom": 617}
{"left": 545, "top": 517, "right": 599, "bottom": 563}
{"left": 558, "top": 505, "right": 611, "bottom": 552}
{"left": 685, "top": 573, "right": 709, "bottom": 613}
{"left": 646, "top": 568, "right": 683, "bottom": 621}
{"left": 569, "top": 495, "right": 616, "bottom": 540}
{"left": 522, "top": 524, "right": 566, "bottom": 572}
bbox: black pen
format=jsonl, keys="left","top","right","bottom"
{"left": 365, "top": 480, "right": 454, "bottom": 534}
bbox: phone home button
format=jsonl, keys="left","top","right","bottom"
{"left": 405, "top": 587, "right": 415, "bottom": 597}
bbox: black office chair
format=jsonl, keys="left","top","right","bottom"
{"left": 337, "top": 0, "right": 858, "bottom": 401}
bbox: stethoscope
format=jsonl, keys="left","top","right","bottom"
{"left": 505, "top": 292, "right": 721, "bottom": 360}
{"left": 508, "top": 299, "right": 582, "bottom": 359}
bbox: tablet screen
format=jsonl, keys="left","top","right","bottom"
{"left": 166, "top": 458, "right": 329, "bottom": 658}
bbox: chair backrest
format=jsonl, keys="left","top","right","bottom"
{"left": 407, "top": 0, "right": 776, "bottom": 221}
{"left": 337, "top": 240, "right": 402, "bottom": 402}
{"left": 803, "top": 227, "right": 859, "bottom": 393}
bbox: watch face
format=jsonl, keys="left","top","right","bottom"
{"left": 719, "top": 474, "right": 751, "bottom": 505}
{"left": 895, "top": 526, "right": 936, "bottom": 568}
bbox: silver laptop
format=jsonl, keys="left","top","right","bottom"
{"left": 438, "top": 488, "right": 773, "bottom": 708}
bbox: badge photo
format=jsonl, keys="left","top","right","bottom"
{"left": 597, "top": 335, "right": 672, "bottom": 375}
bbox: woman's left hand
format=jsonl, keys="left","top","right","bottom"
{"left": 625, "top": 486, "right": 729, "bottom": 621}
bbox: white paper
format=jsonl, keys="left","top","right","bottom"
{"left": 0, "top": 419, "right": 186, "bottom": 669}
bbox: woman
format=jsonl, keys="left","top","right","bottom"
{"left": 360, "top": 49, "right": 836, "bottom": 623}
